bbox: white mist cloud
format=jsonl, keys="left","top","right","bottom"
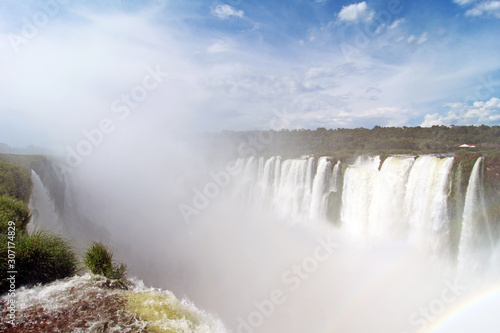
{"left": 0, "top": 6, "right": 213, "bottom": 149}
{"left": 337, "top": 2, "right": 374, "bottom": 24}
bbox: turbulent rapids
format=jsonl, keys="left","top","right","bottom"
{"left": 0, "top": 274, "right": 227, "bottom": 332}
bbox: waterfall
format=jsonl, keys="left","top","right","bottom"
{"left": 240, "top": 157, "right": 259, "bottom": 205}
{"left": 457, "top": 157, "right": 493, "bottom": 275}
{"left": 27, "top": 161, "right": 112, "bottom": 249}
{"left": 340, "top": 156, "right": 380, "bottom": 237}
{"left": 368, "top": 156, "right": 414, "bottom": 237}
{"left": 301, "top": 157, "right": 316, "bottom": 215}
{"left": 28, "top": 171, "right": 62, "bottom": 234}
{"left": 405, "top": 156, "right": 454, "bottom": 255}
{"left": 235, "top": 154, "right": 497, "bottom": 268}
{"left": 23, "top": 154, "right": 500, "bottom": 332}
{"left": 274, "top": 158, "right": 310, "bottom": 218}
{"left": 310, "top": 157, "right": 334, "bottom": 220}
{"left": 256, "top": 156, "right": 277, "bottom": 209}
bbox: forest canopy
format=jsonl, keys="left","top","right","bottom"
{"left": 201, "top": 125, "right": 500, "bottom": 159}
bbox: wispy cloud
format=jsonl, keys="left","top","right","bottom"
{"left": 454, "top": 0, "right": 478, "bottom": 5}
{"left": 407, "top": 32, "right": 428, "bottom": 44}
{"left": 207, "top": 39, "right": 235, "bottom": 53}
{"left": 453, "top": 0, "right": 500, "bottom": 19}
{"left": 388, "top": 18, "right": 405, "bottom": 29}
{"left": 466, "top": 1, "right": 500, "bottom": 18}
{"left": 417, "top": 32, "right": 429, "bottom": 44}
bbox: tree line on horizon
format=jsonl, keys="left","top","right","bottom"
{"left": 202, "top": 124, "right": 500, "bottom": 158}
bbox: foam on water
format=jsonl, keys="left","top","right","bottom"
{"left": 0, "top": 274, "right": 227, "bottom": 333}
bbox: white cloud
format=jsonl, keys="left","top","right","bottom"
{"left": 421, "top": 97, "right": 500, "bottom": 126}
{"left": 1, "top": 0, "right": 499, "bottom": 147}
{"left": 407, "top": 32, "right": 428, "bottom": 44}
{"left": 388, "top": 18, "right": 405, "bottom": 29}
{"left": 466, "top": 1, "right": 500, "bottom": 18}
{"left": 417, "top": 32, "right": 428, "bottom": 44}
{"left": 394, "top": 36, "right": 405, "bottom": 43}
{"left": 211, "top": 4, "right": 245, "bottom": 20}
{"left": 375, "top": 24, "right": 386, "bottom": 35}
{"left": 454, "top": 0, "right": 478, "bottom": 5}
{"left": 337, "top": 2, "right": 374, "bottom": 24}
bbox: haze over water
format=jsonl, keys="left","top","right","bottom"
{"left": 2, "top": 0, "right": 500, "bottom": 332}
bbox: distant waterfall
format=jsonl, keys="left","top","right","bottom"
{"left": 236, "top": 154, "right": 497, "bottom": 268}
{"left": 28, "top": 171, "right": 62, "bottom": 234}
{"left": 457, "top": 157, "right": 493, "bottom": 275}
{"left": 27, "top": 160, "right": 110, "bottom": 249}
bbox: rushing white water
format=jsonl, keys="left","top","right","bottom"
{"left": 234, "top": 154, "right": 497, "bottom": 267}
{"left": 368, "top": 156, "right": 414, "bottom": 238}
{"left": 275, "top": 158, "right": 309, "bottom": 218}
{"left": 341, "top": 156, "right": 381, "bottom": 238}
{"left": 310, "top": 157, "right": 336, "bottom": 220}
{"left": 405, "top": 156, "right": 454, "bottom": 256}
{"left": 457, "top": 157, "right": 494, "bottom": 275}
{"left": 0, "top": 274, "right": 227, "bottom": 333}
{"left": 28, "top": 171, "right": 62, "bottom": 234}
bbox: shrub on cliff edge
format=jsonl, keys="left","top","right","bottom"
{"left": 83, "top": 242, "right": 127, "bottom": 282}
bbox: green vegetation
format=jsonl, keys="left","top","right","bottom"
{"left": 206, "top": 125, "right": 500, "bottom": 159}
{"left": 0, "top": 158, "right": 79, "bottom": 294}
{"left": 0, "top": 231, "right": 77, "bottom": 293}
{"left": 0, "top": 153, "right": 44, "bottom": 171}
{"left": 0, "top": 158, "right": 33, "bottom": 233}
{"left": 0, "top": 157, "right": 129, "bottom": 294}
{"left": 0, "top": 195, "right": 31, "bottom": 233}
{"left": 83, "top": 242, "right": 127, "bottom": 284}
{"left": 0, "top": 161, "right": 33, "bottom": 203}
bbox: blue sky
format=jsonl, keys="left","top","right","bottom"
{"left": 0, "top": 0, "right": 500, "bottom": 148}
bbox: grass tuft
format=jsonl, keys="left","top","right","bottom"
{"left": 0, "top": 231, "right": 78, "bottom": 294}
{"left": 83, "top": 242, "right": 127, "bottom": 286}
